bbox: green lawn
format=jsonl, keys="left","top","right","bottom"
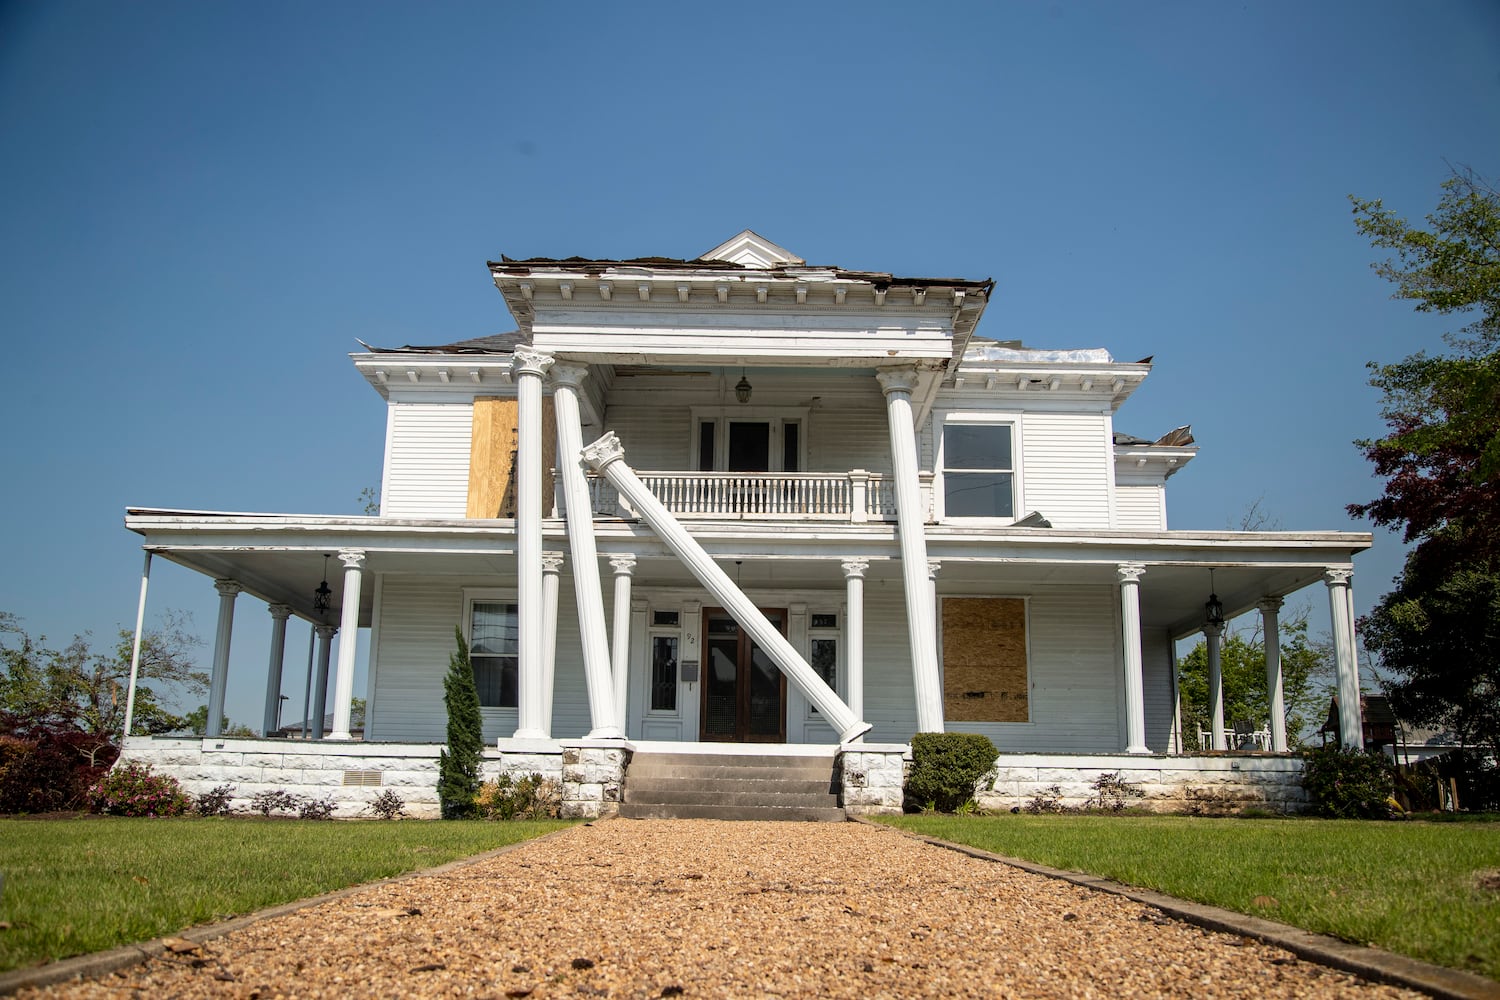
{"left": 0, "top": 817, "right": 574, "bottom": 972}
{"left": 879, "top": 813, "right": 1500, "bottom": 981}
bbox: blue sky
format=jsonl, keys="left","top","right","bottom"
{"left": 2, "top": 1, "right": 1497, "bottom": 731}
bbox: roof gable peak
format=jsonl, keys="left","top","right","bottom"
{"left": 700, "top": 230, "right": 804, "bottom": 269}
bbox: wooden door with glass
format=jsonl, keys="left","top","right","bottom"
{"left": 699, "top": 607, "right": 787, "bottom": 742}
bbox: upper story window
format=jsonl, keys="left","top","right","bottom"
{"left": 691, "top": 408, "right": 807, "bottom": 473}
{"left": 941, "top": 421, "right": 1015, "bottom": 518}
{"left": 468, "top": 599, "right": 518, "bottom": 709}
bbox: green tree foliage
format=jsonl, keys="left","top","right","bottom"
{"left": 437, "top": 628, "right": 483, "bottom": 819}
{"left": 1177, "top": 611, "right": 1332, "bottom": 749}
{"left": 903, "top": 732, "right": 997, "bottom": 812}
{"left": 0, "top": 611, "right": 206, "bottom": 737}
{"left": 1349, "top": 170, "right": 1500, "bottom": 754}
{"left": 180, "top": 705, "right": 257, "bottom": 739}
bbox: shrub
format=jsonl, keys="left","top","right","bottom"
{"left": 904, "top": 732, "right": 997, "bottom": 813}
{"left": 298, "top": 794, "right": 337, "bottom": 820}
{"left": 86, "top": 761, "right": 191, "bottom": 817}
{"left": 1086, "top": 771, "right": 1144, "bottom": 812}
{"left": 195, "top": 783, "right": 235, "bottom": 817}
{"left": 0, "top": 713, "right": 118, "bottom": 813}
{"left": 438, "top": 628, "right": 483, "bottom": 819}
{"left": 1301, "top": 744, "right": 1396, "bottom": 818}
{"left": 1025, "top": 784, "right": 1065, "bottom": 814}
{"left": 250, "top": 789, "right": 301, "bottom": 818}
{"left": 477, "top": 773, "right": 562, "bottom": 820}
{"left": 368, "top": 789, "right": 406, "bottom": 820}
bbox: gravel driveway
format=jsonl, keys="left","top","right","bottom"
{"left": 24, "top": 819, "right": 1420, "bottom": 999}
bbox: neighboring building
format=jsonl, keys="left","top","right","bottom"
{"left": 120, "top": 232, "right": 1371, "bottom": 817}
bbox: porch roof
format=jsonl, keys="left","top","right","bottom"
{"left": 124, "top": 508, "right": 1370, "bottom": 638}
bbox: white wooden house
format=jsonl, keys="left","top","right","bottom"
{"left": 120, "top": 232, "right": 1371, "bottom": 817}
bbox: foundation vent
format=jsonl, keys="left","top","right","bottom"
{"left": 342, "top": 769, "right": 383, "bottom": 787}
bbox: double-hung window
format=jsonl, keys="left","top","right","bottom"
{"left": 941, "top": 420, "right": 1016, "bottom": 519}
{"left": 468, "top": 599, "right": 518, "bottom": 708}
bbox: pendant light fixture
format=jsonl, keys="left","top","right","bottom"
{"left": 313, "top": 554, "right": 333, "bottom": 614}
{"left": 735, "top": 368, "right": 752, "bottom": 404}
{"left": 1204, "top": 569, "right": 1225, "bottom": 628}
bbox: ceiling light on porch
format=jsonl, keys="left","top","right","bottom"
{"left": 313, "top": 554, "right": 333, "bottom": 615}
{"left": 1205, "top": 569, "right": 1225, "bottom": 628}
{"left": 735, "top": 369, "right": 752, "bottom": 404}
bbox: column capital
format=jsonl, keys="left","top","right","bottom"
{"left": 315, "top": 623, "right": 338, "bottom": 640}
{"left": 841, "top": 558, "right": 869, "bottom": 579}
{"left": 214, "top": 579, "right": 243, "bottom": 598}
{"left": 1116, "top": 562, "right": 1146, "bottom": 585}
{"left": 1324, "top": 567, "right": 1354, "bottom": 588}
{"left": 512, "top": 347, "right": 555, "bottom": 379}
{"left": 875, "top": 366, "right": 920, "bottom": 397}
{"left": 268, "top": 603, "right": 293, "bottom": 620}
{"left": 337, "top": 549, "right": 366, "bottom": 571}
{"left": 1256, "top": 596, "right": 1285, "bottom": 615}
{"left": 926, "top": 559, "right": 942, "bottom": 581}
{"left": 549, "top": 360, "right": 590, "bottom": 388}
{"left": 1203, "top": 620, "right": 1224, "bottom": 640}
{"left": 581, "top": 431, "right": 626, "bottom": 471}
{"left": 609, "top": 554, "right": 637, "bottom": 575}
{"left": 541, "top": 551, "right": 566, "bottom": 574}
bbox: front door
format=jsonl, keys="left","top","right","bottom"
{"left": 700, "top": 607, "right": 787, "bottom": 742}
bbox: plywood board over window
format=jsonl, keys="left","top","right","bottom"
{"left": 942, "top": 597, "right": 1029, "bottom": 722}
{"left": 466, "top": 396, "right": 557, "bottom": 518}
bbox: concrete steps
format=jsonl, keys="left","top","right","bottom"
{"left": 619, "top": 750, "right": 845, "bottom": 822}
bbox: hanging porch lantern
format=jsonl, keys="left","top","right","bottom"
{"left": 1204, "top": 568, "right": 1225, "bottom": 628}
{"left": 735, "top": 369, "right": 752, "bottom": 404}
{"left": 313, "top": 554, "right": 333, "bottom": 614}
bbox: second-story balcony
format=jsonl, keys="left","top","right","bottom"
{"left": 560, "top": 470, "right": 935, "bottom": 524}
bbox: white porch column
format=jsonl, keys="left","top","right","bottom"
{"left": 1117, "top": 563, "right": 1150, "bottom": 754}
{"left": 1258, "top": 597, "right": 1289, "bottom": 752}
{"left": 551, "top": 361, "right": 623, "bottom": 738}
{"left": 206, "top": 579, "right": 242, "bottom": 738}
{"left": 927, "top": 559, "right": 941, "bottom": 641}
{"left": 328, "top": 550, "right": 365, "bottom": 740}
{"left": 1326, "top": 568, "right": 1363, "bottom": 749}
{"left": 512, "top": 347, "right": 555, "bottom": 739}
{"left": 1205, "top": 621, "right": 1226, "bottom": 751}
{"left": 262, "top": 604, "right": 293, "bottom": 737}
{"left": 121, "top": 551, "right": 153, "bottom": 741}
{"left": 583, "top": 431, "right": 870, "bottom": 742}
{"left": 311, "top": 624, "right": 336, "bottom": 739}
{"left": 540, "top": 551, "right": 564, "bottom": 737}
{"left": 610, "top": 555, "right": 636, "bottom": 726}
{"left": 842, "top": 559, "right": 868, "bottom": 726}
{"left": 876, "top": 367, "right": 943, "bottom": 733}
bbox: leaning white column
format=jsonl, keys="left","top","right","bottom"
{"left": 583, "top": 431, "right": 870, "bottom": 742}
{"left": 312, "top": 624, "right": 336, "bottom": 739}
{"left": 327, "top": 549, "right": 365, "bottom": 740}
{"left": 262, "top": 604, "right": 293, "bottom": 737}
{"left": 1326, "top": 568, "right": 1363, "bottom": 749}
{"left": 1118, "top": 563, "right": 1150, "bottom": 754}
{"left": 121, "top": 551, "right": 153, "bottom": 741}
{"left": 206, "top": 579, "right": 242, "bottom": 738}
{"left": 876, "top": 367, "right": 943, "bottom": 733}
{"left": 540, "top": 551, "right": 565, "bottom": 737}
{"left": 551, "top": 362, "right": 623, "bottom": 738}
{"left": 1258, "top": 597, "right": 1289, "bottom": 752}
{"left": 512, "top": 347, "right": 555, "bottom": 739}
{"left": 610, "top": 555, "right": 637, "bottom": 728}
{"left": 1205, "top": 620, "right": 1226, "bottom": 751}
{"left": 842, "top": 559, "right": 868, "bottom": 728}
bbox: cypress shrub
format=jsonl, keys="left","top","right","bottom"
{"left": 904, "top": 732, "right": 997, "bottom": 812}
{"left": 437, "top": 628, "right": 483, "bottom": 819}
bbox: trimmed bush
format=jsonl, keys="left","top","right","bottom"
{"left": 904, "top": 732, "right": 997, "bottom": 813}
{"left": 1301, "top": 744, "right": 1395, "bottom": 818}
{"left": 86, "top": 761, "right": 190, "bottom": 817}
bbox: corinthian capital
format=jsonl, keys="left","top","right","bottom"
{"left": 876, "top": 366, "right": 920, "bottom": 396}
{"left": 550, "top": 361, "right": 590, "bottom": 389}
{"left": 581, "top": 431, "right": 626, "bottom": 471}
{"left": 512, "top": 347, "right": 555, "bottom": 379}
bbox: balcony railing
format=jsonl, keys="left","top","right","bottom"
{"left": 555, "top": 470, "right": 933, "bottom": 524}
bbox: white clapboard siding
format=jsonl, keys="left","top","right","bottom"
{"left": 1020, "top": 413, "right": 1111, "bottom": 528}
{"left": 861, "top": 588, "right": 921, "bottom": 740}
{"left": 1116, "top": 484, "right": 1165, "bottom": 532}
{"left": 383, "top": 403, "right": 474, "bottom": 518}
{"left": 1141, "top": 626, "right": 1176, "bottom": 752}
{"left": 807, "top": 400, "right": 890, "bottom": 473}
{"left": 607, "top": 403, "right": 697, "bottom": 469}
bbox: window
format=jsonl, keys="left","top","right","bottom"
{"left": 690, "top": 410, "right": 807, "bottom": 472}
{"left": 807, "top": 613, "right": 839, "bottom": 717}
{"left": 469, "top": 600, "right": 518, "bottom": 708}
{"left": 941, "top": 597, "right": 1029, "bottom": 722}
{"left": 942, "top": 422, "right": 1015, "bottom": 518}
{"left": 650, "top": 635, "right": 678, "bottom": 712}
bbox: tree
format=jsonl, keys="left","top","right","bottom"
{"left": 1177, "top": 610, "right": 1333, "bottom": 749}
{"left": 437, "top": 628, "right": 482, "bottom": 819}
{"left": 181, "top": 705, "right": 257, "bottom": 738}
{"left": 0, "top": 611, "right": 206, "bottom": 737}
{"left": 1349, "top": 169, "right": 1500, "bottom": 753}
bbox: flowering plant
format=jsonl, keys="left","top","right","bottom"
{"left": 86, "top": 761, "right": 191, "bottom": 817}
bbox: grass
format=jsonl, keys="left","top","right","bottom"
{"left": 878, "top": 813, "right": 1500, "bottom": 981}
{"left": 0, "top": 816, "right": 575, "bottom": 972}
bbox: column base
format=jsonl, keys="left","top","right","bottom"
{"left": 326, "top": 731, "right": 353, "bottom": 741}
{"left": 1125, "top": 743, "right": 1150, "bottom": 755}
{"left": 586, "top": 725, "right": 625, "bottom": 740}
{"left": 511, "top": 727, "right": 550, "bottom": 741}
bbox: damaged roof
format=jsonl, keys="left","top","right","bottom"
{"left": 486, "top": 254, "right": 994, "bottom": 294}
{"left": 356, "top": 332, "right": 525, "bottom": 355}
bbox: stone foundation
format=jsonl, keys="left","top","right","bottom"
{"left": 979, "top": 753, "right": 1307, "bottom": 815}
{"left": 836, "top": 743, "right": 910, "bottom": 816}
{"left": 561, "top": 742, "right": 630, "bottom": 819}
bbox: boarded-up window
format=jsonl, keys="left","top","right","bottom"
{"left": 941, "top": 597, "right": 1028, "bottom": 722}
{"left": 466, "top": 396, "right": 557, "bottom": 518}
